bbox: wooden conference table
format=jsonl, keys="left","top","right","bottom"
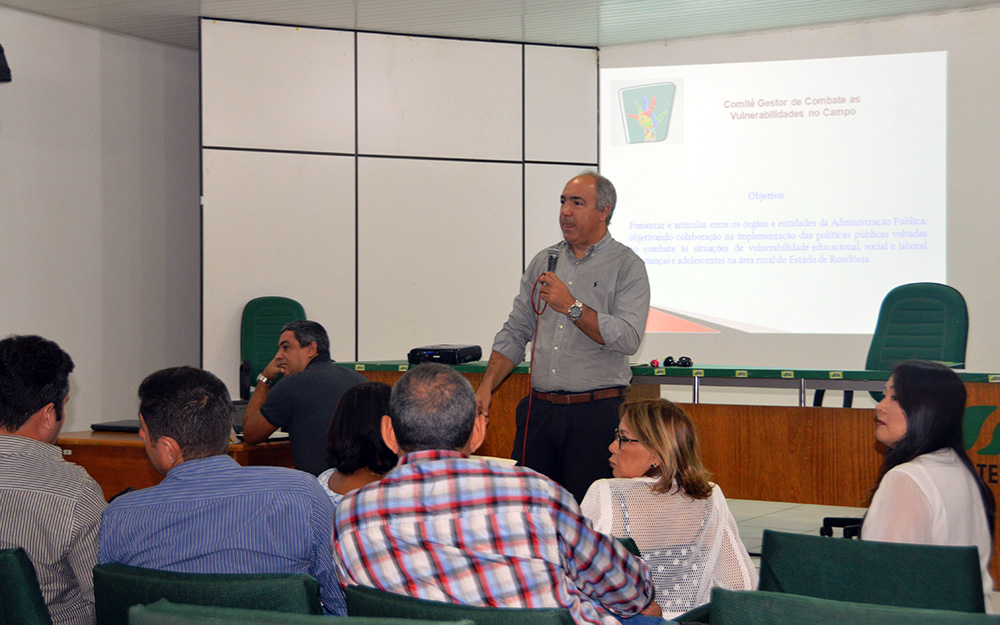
{"left": 56, "top": 431, "right": 293, "bottom": 502}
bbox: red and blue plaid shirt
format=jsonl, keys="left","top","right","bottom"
{"left": 334, "top": 449, "right": 654, "bottom": 625}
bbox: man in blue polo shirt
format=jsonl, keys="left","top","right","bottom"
{"left": 98, "top": 366, "right": 345, "bottom": 615}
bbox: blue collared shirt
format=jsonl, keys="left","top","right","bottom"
{"left": 98, "top": 455, "right": 345, "bottom": 615}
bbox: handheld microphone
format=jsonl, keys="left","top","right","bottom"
{"left": 547, "top": 248, "right": 559, "bottom": 272}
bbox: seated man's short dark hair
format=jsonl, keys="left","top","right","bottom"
{"left": 281, "top": 320, "right": 330, "bottom": 357}
{"left": 138, "top": 366, "right": 232, "bottom": 460}
{"left": 0, "top": 335, "right": 74, "bottom": 431}
{"left": 325, "top": 382, "right": 397, "bottom": 474}
{"left": 388, "top": 363, "right": 477, "bottom": 452}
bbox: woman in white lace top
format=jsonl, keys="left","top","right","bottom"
{"left": 581, "top": 398, "right": 757, "bottom": 618}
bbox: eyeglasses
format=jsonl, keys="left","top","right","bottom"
{"left": 614, "top": 428, "right": 641, "bottom": 449}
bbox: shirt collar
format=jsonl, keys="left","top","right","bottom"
{"left": 558, "top": 230, "right": 612, "bottom": 259}
{"left": 398, "top": 449, "right": 469, "bottom": 466}
{"left": 305, "top": 354, "right": 332, "bottom": 369}
{"left": 165, "top": 454, "right": 240, "bottom": 479}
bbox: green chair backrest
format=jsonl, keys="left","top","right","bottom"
{"left": 128, "top": 598, "right": 474, "bottom": 625}
{"left": 0, "top": 547, "right": 53, "bottom": 625}
{"left": 344, "top": 585, "right": 575, "bottom": 625}
{"left": 758, "top": 530, "right": 985, "bottom": 612}
{"left": 240, "top": 296, "right": 306, "bottom": 386}
{"left": 866, "top": 282, "right": 968, "bottom": 401}
{"left": 615, "top": 536, "right": 641, "bottom": 556}
{"left": 710, "top": 589, "right": 1000, "bottom": 625}
{"left": 94, "top": 563, "right": 322, "bottom": 625}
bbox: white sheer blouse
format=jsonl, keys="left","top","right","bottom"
{"left": 581, "top": 478, "right": 757, "bottom": 618}
{"left": 862, "top": 448, "right": 993, "bottom": 609}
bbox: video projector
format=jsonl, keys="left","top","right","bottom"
{"left": 407, "top": 344, "right": 482, "bottom": 366}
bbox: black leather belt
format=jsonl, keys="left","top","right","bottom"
{"left": 531, "top": 387, "right": 625, "bottom": 405}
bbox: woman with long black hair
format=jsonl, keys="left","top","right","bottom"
{"left": 863, "top": 360, "right": 995, "bottom": 605}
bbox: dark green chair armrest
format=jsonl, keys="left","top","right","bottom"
{"left": 709, "top": 589, "right": 1000, "bottom": 625}
{"left": 615, "top": 536, "right": 641, "bottom": 556}
{"left": 128, "top": 598, "right": 475, "bottom": 625}
{"left": 344, "top": 584, "right": 575, "bottom": 625}
{"left": 675, "top": 602, "right": 710, "bottom": 623}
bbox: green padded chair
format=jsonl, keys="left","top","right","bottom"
{"left": 93, "top": 563, "right": 323, "bottom": 625}
{"left": 616, "top": 536, "right": 641, "bottom": 556}
{"left": 128, "top": 598, "right": 474, "bottom": 625}
{"left": 0, "top": 547, "right": 53, "bottom": 625}
{"left": 814, "top": 282, "right": 968, "bottom": 407}
{"left": 757, "top": 529, "right": 984, "bottom": 611}
{"left": 239, "top": 296, "right": 306, "bottom": 399}
{"left": 344, "top": 585, "right": 575, "bottom": 625}
{"left": 708, "top": 589, "right": 1000, "bottom": 625}
{"left": 676, "top": 530, "right": 985, "bottom": 623}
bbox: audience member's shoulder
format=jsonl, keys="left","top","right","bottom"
{"left": 13, "top": 446, "right": 104, "bottom": 500}
{"left": 249, "top": 466, "right": 334, "bottom": 505}
{"left": 486, "top": 459, "right": 580, "bottom": 504}
{"left": 243, "top": 463, "right": 325, "bottom": 486}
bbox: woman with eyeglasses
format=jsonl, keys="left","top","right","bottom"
{"left": 862, "top": 360, "right": 994, "bottom": 606}
{"left": 581, "top": 398, "right": 756, "bottom": 618}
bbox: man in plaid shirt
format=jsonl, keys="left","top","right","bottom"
{"left": 333, "top": 363, "right": 662, "bottom": 624}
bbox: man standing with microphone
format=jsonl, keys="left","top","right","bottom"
{"left": 476, "top": 171, "right": 650, "bottom": 502}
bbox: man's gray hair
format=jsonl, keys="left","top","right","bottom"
{"left": 389, "top": 363, "right": 477, "bottom": 452}
{"left": 580, "top": 169, "right": 618, "bottom": 225}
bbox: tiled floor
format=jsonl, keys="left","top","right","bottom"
{"left": 727, "top": 499, "right": 866, "bottom": 557}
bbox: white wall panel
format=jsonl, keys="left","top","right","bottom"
{"left": 202, "top": 20, "right": 355, "bottom": 152}
{"left": 357, "top": 159, "right": 522, "bottom": 359}
{"left": 525, "top": 46, "right": 598, "bottom": 164}
{"left": 0, "top": 7, "right": 199, "bottom": 431}
{"left": 524, "top": 164, "right": 586, "bottom": 268}
{"left": 202, "top": 149, "right": 356, "bottom": 392}
{"left": 202, "top": 22, "right": 598, "bottom": 376}
{"left": 357, "top": 34, "right": 522, "bottom": 160}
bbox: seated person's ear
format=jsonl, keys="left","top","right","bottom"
{"left": 467, "top": 414, "right": 488, "bottom": 454}
{"left": 381, "top": 415, "right": 401, "bottom": 455}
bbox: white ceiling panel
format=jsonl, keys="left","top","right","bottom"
{"left": 3, "top": 0, "right": 1000, "bottom": 50}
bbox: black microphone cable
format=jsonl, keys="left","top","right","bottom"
{"left": 521, "top": 249, "right": 559, "bottom": 464}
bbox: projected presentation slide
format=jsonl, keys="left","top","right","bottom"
{"left": 602, "top": 51, "right": 946, "bottom": 334}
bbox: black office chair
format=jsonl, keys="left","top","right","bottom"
{"left": 819, "top": 516, "right": 861, "bottom": 538}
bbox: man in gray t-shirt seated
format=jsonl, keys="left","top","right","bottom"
{"left": 242, "top": 320, "right": 367, "bottom": 475}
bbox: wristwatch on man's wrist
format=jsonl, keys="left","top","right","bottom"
{"left": 256, "top": 373, "right": 272, "bottom": 388}
{"left": 567, "top": 299, "right": 583, "bottom": 322}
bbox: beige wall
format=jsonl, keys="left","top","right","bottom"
{"left": 0, "top": 7, "right": 201, "bottom": 430}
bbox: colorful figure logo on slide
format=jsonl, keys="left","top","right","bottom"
{"left": 620, "top": 83, "right": 676, "bottom": 143}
